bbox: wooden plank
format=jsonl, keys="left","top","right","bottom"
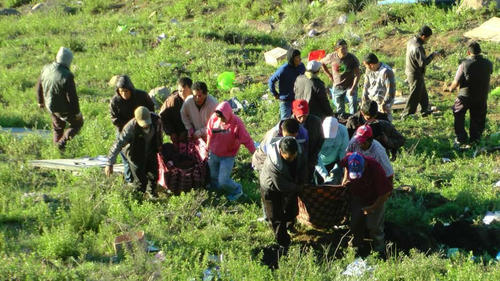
{"left": 29, "top": 157, "right": 124, "bottom": 173}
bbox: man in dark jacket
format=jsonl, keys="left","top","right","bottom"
{"left": 292, "top": 99, "right": 324, "bottom": 183}
{"left": 106, "top": 107, "right": 163, "bottom": 197}
{"left": 446, "top": 41, "right": 493, "bottom": 147}
{"left": 346, "top": 100, "right": 389, "bottom": 138}
{"left": 294, "top": 60, "right": 334, "bottom": 120}
{"left": 159, "top": 77, "right": 192, "bottom": 144}
{"left": 37, "top": 47, "right": 83, "bottom": 150}
{"left": 402, "top": 26, "right": 443, "bottom": 118}
{"left": 110, "top": 75, "right": 155, "bottom": 182}
{"left": 260, "top": 136, "right": 307, "bottom": 251}
{"left": 268, "top": 49, "right": 306, "bottom": 120}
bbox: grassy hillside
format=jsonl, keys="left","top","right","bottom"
{"left": 0, "top": 0, "right": 499, "bottom": 280}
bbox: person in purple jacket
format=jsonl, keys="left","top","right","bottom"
{"left": 268, "top": 49, "right": 306, "bottom": 120}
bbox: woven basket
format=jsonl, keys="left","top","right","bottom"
{"left": 297, "top": 184, "right": 349, "bottom": 229}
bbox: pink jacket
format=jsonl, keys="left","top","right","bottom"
{"left": 207, "top": 101, "right": 256, "bottom": 157}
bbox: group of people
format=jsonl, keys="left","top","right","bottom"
{"left": 35, "top": 24, "right": 492, "bottom": 257}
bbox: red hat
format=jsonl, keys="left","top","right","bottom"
{"left": 292, "top": 99, "right": 309, "bottom": 117}
{"left": 355, "top": 124, "right": 373, "bottom": 144}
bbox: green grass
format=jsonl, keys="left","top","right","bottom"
{"left": 0, "top": 0, "right": 499, "bottom": 279}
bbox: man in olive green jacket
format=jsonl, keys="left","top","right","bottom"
{"left": 37, "top": 47, "right": 83, "bottom": 150}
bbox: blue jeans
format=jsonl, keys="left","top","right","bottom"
{"left": 120, "top": 151, "right": 134, "bottom": 183}
{"left": 279, "top": 100, "right": 292, "bottom": 120}
{"left": 208, "top": 153, "right": 242, "bottom": 200}
{"left": 331, "top": 87, "right": 358, "bottom": 114}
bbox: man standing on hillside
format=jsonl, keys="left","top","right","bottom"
{"left": 321, "top": 39, "right": 361, "bottom": 115}
{"left": 445, "top": 41, "right": 493, "bottom": 148}
{"left": 402, "top": 25, "right": 443, "bottom": 118}
{"left": 110, "top": 75, "right": 155, "bottom": 183}
{"left": 37, "top": 47, "right": 83, "bottom": 151}
{"left": 268, "top": 48, "right": 306, "bottom": 120}
{"left": 362, "top": 53, "right": 396, "bottom": 121}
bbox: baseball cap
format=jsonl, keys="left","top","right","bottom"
{"left": 134, "top": 106, "right": 152, "bottom": 127}
{"left": 348, "top": 152, "right": 365, "bottom": 179}
{"left": 306, "top": 60, "right": 321, "bottom": 72}
{"left": 355, "top": 124, "right": 373, "bottom": 144}
{"left": 292, "top": 99, "right": 309, "bottom": 117}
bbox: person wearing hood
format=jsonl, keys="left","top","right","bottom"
{"left": 36, "top": 47, "right": 83, "bottom": 150}
{"left": 292, "top": 99, "right": 324, "bottom": 183}
{"left": 315, "top": 117, "right": 349, "bottom": 184}
{"left": 268, "top": 48, "right": 306, "bottom": 120}
{"left": 320, "top": 39, "right": 361, "bottom": 115}
{"left": 206, "top": 101, "right": 256, "bottom": 201}
{"left": 294, "top": 60, "right": 334, "bottom": 120}
{"left": 110, "top": 75, "right": 155, "bottom": 182}
{"left": 181, "top": 81, "right": 218, "bottom": 141}
{"left": 105, "top": 106, "right": 163, "bottom": 198}
{"left": 259, "top": 136, "right": 307, "bottom": 252}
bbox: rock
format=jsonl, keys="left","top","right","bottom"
{"left": 0, "top": 8, "right": 21, "bottom": 16}
{"left": 463, "top": 17, "right": 500, "bottom": 43}
{"left": 149, "top": 86, "right": 171, "bottom": 110}
{"left": 245, "top": 20, "right": 274, "bottom": 33}
{"left": 338, "top": 14, "right": 347, "bottom": 25}
{"left": 458, "top": 0, "right": 499, "bottom": 11}
{"left": 264, "top": 47, "right": 288, "bottom": 67}
{"left": 308, "top": 29, "right": 319, "bottom": 37}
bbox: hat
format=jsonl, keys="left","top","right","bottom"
{"left": 55, "top": 47, "right": 73, "bottom": 68}
{"left": 306, "top": 60, "right": 321, "bottom": 72}
{"left": 347, "top": 152, "right": 365, "bottom": 179}
{"left": 355, "top": 124, "right": 373, "bottom": 144}
{"left": 134, "top": 106, "right": 152, "bottom": 127}
{"left": 322, "top": 117, "right": 339, "bottom": 138}
{"left": 292, "top": 99, "right": 309, "bottom": 117}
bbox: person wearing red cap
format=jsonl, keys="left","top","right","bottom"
{"left": 340, "top": 152, "right": 392, "bottom": 256}
{"left": 347, "top": 124, "right": 394, "bottom": 180}
{"left": 292, "top": 99, "right": 324, "bottom": 183}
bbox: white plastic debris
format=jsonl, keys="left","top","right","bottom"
{"left": 495, "top": 180, "right": 500, "bottom": 188}
{"left": 153, "top": 251, "right": 166, "bottom": 262}
{"left": 157, "top": 33, "right": 166, "bottom": 41}
{"left": 482, "top": 211, "right": 500, "bottom": 225}
{"left": 342, "top": 258, "right": 374, "bottom": 276}
{"left": 441, "top": 158, "right": 451, "bottom": 163}
{"left": 338, "top": 14, "right": 347, "bottom": 25}
{"left": 308, "top": 29, "right": 319, "bottom": 37}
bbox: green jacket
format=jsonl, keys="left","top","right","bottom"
{"left": 37, "top": 62, "right": 80, "bottom": 115}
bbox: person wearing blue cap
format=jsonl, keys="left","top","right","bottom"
{"left": 340, "top": 152, "right": 392, "bottom": 256}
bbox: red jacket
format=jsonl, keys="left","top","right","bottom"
{"left": 207, "top": 101, "right": 256, "bottom": 157}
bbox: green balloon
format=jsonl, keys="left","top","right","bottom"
{"left": 217, "top": 72, "right": 235, "bottom": 90}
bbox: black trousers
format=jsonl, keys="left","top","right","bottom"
{"left": 403, "top": 75, "right": 429, "bottom": 116}
{"left": 128, "top": 154, "right": 159, "bottom": 194}
{"left": 453, "top": 97, "right": 487, "bottom": 144}
{"left": 260, "top": 189, "right": 298, "bottom": 248}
